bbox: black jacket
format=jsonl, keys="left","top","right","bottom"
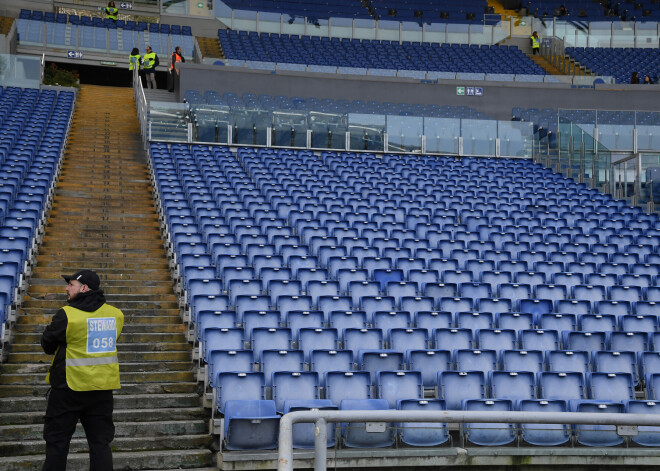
{"left": 41, "top": 289, "right": 108, "bottom": 389}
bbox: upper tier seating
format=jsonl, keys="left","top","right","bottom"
{"left": 150, "top": 142, "right": 660, "bottom": 450}
{"left": 218, "top": 30, "right": 546, "bottom": 75}
{"left": 565, "top": 47, "right": 660, "bottom": 84}
{"left": 17, "top": 10, "right": 193, "bottom": 56}
{"left": 527, "top": 0, "right": 660, "bottom": 21}
{"left": 0, "top": 87, "right": 75, "bottom": 350}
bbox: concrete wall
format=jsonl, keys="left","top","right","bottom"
{"left": 179, "top": 63, "right": 660, "bottom": 120}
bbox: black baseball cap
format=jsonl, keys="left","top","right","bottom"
{"left": 62, "top": 269, "right": 101, "bottom": 291}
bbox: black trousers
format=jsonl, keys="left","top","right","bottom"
{"left": 42, "top": 387, "right": 115, "bottom": 471}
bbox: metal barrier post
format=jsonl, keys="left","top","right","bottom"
{"left": 278, "top": 410, "right": 660, "bottom": 471}
{"left": 314, "top": 418, "right": 327, "bottom": 471}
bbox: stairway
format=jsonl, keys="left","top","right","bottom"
{"left": 197, "top": 36, "right": 224, "bottom": 59}
{"left": 0, "top": 85, "right": 215, "bottom": 470}
{"left": 528, "top": 54, "right": 565, "bottom": 76}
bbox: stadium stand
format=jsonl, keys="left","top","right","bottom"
{"left": 0, "top": 86, "right": 75, "bottom": 353}
{"left": 16, "top": 10, "right": 194, "bottom": 56}
{"left": 218, "top": 30, "right": 546, "bottom": 75}
{"left": 565, "top": 47, "right": 660, "bottom": 84}
{"left": 146, "top": 139, "right": 660, "bottom": 452}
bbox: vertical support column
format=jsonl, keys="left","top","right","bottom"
{"left": 314, "top": 418, "right": 327, "bottom": 471}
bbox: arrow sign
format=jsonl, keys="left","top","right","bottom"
{"left": 67, "top": 50, "right": 83, "bottom": 59}
{"left": 119, "top": 2, "right": 133, "bottom": 9}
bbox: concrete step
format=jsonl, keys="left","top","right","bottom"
{"left": 19, "top": 298, "right": 179, "bottom": 310}
{"left": 33, "top": 257, "right": 170, "bottom": 269}
{"left": 1, "top": 392, "right": 201, "bottom": 414}
{"left": 0, "top": 433, "right": 212, "bottom": 456}
{"left": 9, "top": 330, "right": 188, "bottom": 346}
{"left": 1, "top": 418, "right": 207, "bottom": 441}
{"left": 0, "top": 382, "right": 200, "bottom": 399}
{"left": 14, "top": 313, "right": 182, "bottom": 327}
{"left": 9, "top": 341, "right": 191, "bottom": 353}
{"left": 27, "top": 284, "right": 175, "bottom": 295}
{"left": 0, "top": 449, "right": 215, "bottom": 471}
{"left": 6, "top": 350, "right": 192, "bottom": 363}
{"left": 0, "top": 369, "right": 196, "bottom": 385}
{"left": 1, "top": 360, "right": 193, "bottom": 375}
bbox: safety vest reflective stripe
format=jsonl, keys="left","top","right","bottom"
{"left": 531, "top": 36, "right": 540, "bottom": 48}
{"left": 67, "top": 356, "right": 118, "bottom": 367}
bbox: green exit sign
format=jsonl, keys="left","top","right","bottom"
{"left": 100, "top": 61, "right": 117, "bottom": 66}
{"left": 456, "top": 87, "right": 465, "bottom": 96}
{"left": 197, "top": 2, "right": 204, "bottom": 7}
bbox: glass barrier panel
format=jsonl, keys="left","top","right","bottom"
{"left": 163, "top": 0, "right": 213, "bottom": 17}
{"left": 0, "top": 54, "right": 42, "bottom": 88}
{"left": 424, "top": 23, "right": 446, "bottom": 44}
{"left": 215, "top": 0, "right": 233, "bottom": 25}
{"left": 377, "top": 20, "right": 401, "bottom": 42}
{"left": 281, "top": 16, "right": 306, "bottom": 36}
{"left": 636, "top": 111, "right": 660, "bottom": 151}
{"left": 354, "top": 19, "right": 377, "bottom": 40}
{"left": 640, "top": 152, "right": 660, "bottom": 205}
{"left": 469, "top": 24, "right": 491, "bottom": 45}
{"left": 348, "top": 113, "right": 385, "bottom": 152}
{"left": 233, "top": 10, "right": 258, "bottom": 31}
{"left": 462, "top": 118, "right": 496, "bottom": 156}
{"left": 190, "top": 105, "right": 230, "bottom": 144}
{"left": 258, "top": 13, "right": 282, "bottom": 35}
{"left": 310, "top": 111, "right": 347, "bottom": 150}
{"left": 386, "top": 116, "right": 423, "bottom": 153}
{"left": 636, "top": 22, "right": 659, "bottom": 48}
{"left": 611, "top": 21, "right": 635, "bottom": 48}
{"left": 597, "top": 124, "right": 634, "bottom": 152}
{"left": 423, "top": 117, "right": 459, "bottom": 154}
{"left": 594, "top": 137, "right": 612, "bottom": 191}
{"left": 271, "top": 111, "right": 308, "bottom": 148}
{"left": 611, "top": 154, "right": 637, "bottom": 203}
{"left": 401, "top": 21, "right": 423, "bottom": 43}
{"left": 330, "top": 17, "right": 353, "bottom": 40}
{"left": 231, "top": 108, "right": 268, "bottom": 145}
{"left": 149, "top": 101, "right": 189, "bottom": 142}
{"left": 498, "top": 121, "right": 534, "bottom": 157}
{"left": 308, "top": 18, "right": 330, "bottom": 38}
{"left": 446, "top": 23, "right": 469, "bottom": 44}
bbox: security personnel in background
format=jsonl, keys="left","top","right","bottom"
{"left": 129, "top": 47, "right": 141, "bottom": 85}
{"left": 103, "top": 1, "right": 118, "bottom": 22}
{"left": 142, "top": 45, "right": 159, "bottom": 89}
{"left": 530, "top": 31, "right": 540, "bottom": 55}
{"left": 41, "top": 269, "right": 124, "bottom": 471}
{"left": 168, "top": 45, "right": 185, "bottom": 92}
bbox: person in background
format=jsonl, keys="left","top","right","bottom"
{"left": 129, "top": 47, "right": 141, "bottom": 85}
{"left": 41, "top": 270, "right": 124, "bottom": 471}
{"left": 631, "top": 71, "right": 640, "bottom": 84}
{"left": 643, "top": 74, "right": 655, "bottom": 84}
{"left": 142, "top": 45, "right": 159, "bottom": 89}
{"left": 168, "top": 46, "right": 185, "bottom": 92}
{"left": 530, "top": 31, "right": 540, "bottom": 55}
{"left": 102, "top": 1, "right": 118, "bottom": 22}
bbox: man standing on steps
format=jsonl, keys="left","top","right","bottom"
{"left": 41, "top": 269, "right": 124, "bottom": 471}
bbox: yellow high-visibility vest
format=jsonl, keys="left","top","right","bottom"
{"left": 129, "top": 54, "right": 140, "bottom": 71}
{"left": 46, "top": 304, "right": 124, "bottom": 391}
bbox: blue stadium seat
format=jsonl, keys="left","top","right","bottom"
{"left": 224, "top": 400, "right": 279, "bottom": 450}
{"left": 462, "top": 399, "right": 516, "bottom": 446}
{"left": 397, "top": 399, "right": 449, "bottom": 447}
{"left": 340, "top": 399, "right": 394, "bottom": 448}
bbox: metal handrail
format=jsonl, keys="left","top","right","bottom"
{"left": 278, "top": 409, "right": 660, "bottom": 471}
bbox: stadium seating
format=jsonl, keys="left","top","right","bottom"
{"left": 17, "top": 10, "right": 193, "bottom": 56}
{"left": 149, "top": 142, "right": 660, "bottom": 451}
{"left": 218, "top": 31, "right": 546, "bottom": 76}
{"left": 0, "top": 87, "right": 75, "bottom": 352}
